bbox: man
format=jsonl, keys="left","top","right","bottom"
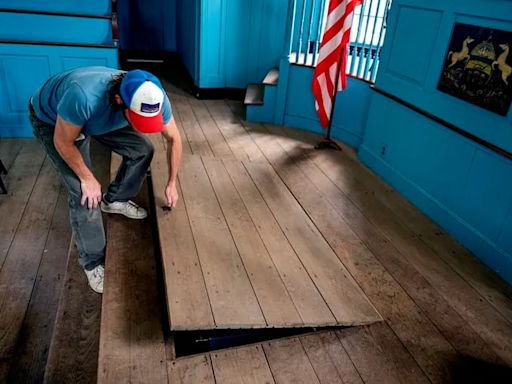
{"left": 29, "top": 67, "right": 182, "bottom": 294}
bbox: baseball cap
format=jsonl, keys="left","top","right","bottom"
{"left": 120, "top": 69, "right": 165, "bottom": 133}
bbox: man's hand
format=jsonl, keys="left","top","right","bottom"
{"left": 80, "top": 176, "right": 102, "bottom": 209}
{"left": 165, "top": 182, "right": 179, "bottom": 208}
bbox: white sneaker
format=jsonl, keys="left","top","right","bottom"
{"left": 85, "top": 264, "right": 104, "bottom": 294}
{"left": 101, "top": 196, "right": 148, "bottom": 219}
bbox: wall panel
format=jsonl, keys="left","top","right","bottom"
{"left": 360, "top": 0, "right": 512, "bottom": 283}
{"left": 0, "top": 44, "right": 118, "bottom": 137}
{"left": 0, "top": 12, "right": 112, "bottom": 45}
{"left": 0, "top": 0, "right": 111, "bottom": 15}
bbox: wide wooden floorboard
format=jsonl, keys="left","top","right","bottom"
{"left": 165, "top": 92, "right": 193, "bottom": 155}
{"left": 223, "top": 159, "right": 337, "bottom": 326}
{"left": 179, "top": 154, "right": 266, "bottom": 328}
{"left": 205, "top": 100, "right": 266, "bottom": 163}
{"left": 337, "top": 323, "right": 428, "bottom": 384}
{"left": 299, "top": 331, "right": 363, "bottom": 384}
{"left": 188, "top": 98, "right": 235, "bottom": 159}
{"left": 97, "top": 171, "right": 168, "bottom": 384}
{"left": 0, "top": 140, "right": 46, "bottom": 269}
{"left": 203, "top": 156, "right": 303, "bottom": 327}
{"left": 0, "top": 157, "right": 60, "bottom": 360}
{"left": 262, "top": 337, "right": 320, "bottom": 384}
{"left": 172, "top": 95, "right": 214, "bottom": 157}
{"left": 7, "top": 188, "right": 71, "bottom": 383}
{"left": 0, "top": 138, "right": 24, "bottom": 170}
{"left": 211, "top": 345, "right": 275, "bottom": 384}
{"left": 43, "top": 243, "right": 102, "bottom": 384}
{"left": 168, "top": 354, "right": 216, "bottom": 384}
{"left": 149, "top": 135, "right": 215, "bottom": 330}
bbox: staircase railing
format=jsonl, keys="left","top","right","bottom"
{"left": 285, "top": 0, "right": 392, "bottom": 82}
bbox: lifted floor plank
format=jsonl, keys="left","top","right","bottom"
{"left": 203, "top": 156, "right": 302, "bottom": 327}
{"left": 149, "top": 135, "right": 214, "bottom": 330}
{"left": 179, "top": 154, "right": 265, "bottom": 328}
{"left": 223, "top": 159, "right": 336, "bottom": 326}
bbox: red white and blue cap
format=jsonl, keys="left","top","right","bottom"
{"left": 120, "top": 69, "right": 165, "bottom": 133}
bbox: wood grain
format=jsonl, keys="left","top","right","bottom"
{"left": 203, "top": 156, "right": 302, "bottom": 327}
{"left": 223, "top": 159, "right": 336, "bottom": 326}
{"left": 0, "top": 157, "right": 60, "bottom": 359}
{"left": 149, "top": 136, "right": 214, "bottom": 330}
{"left": 43, "top": 243, "right": 102, "bottom": 384}
{"left": 211, "top": 345, "right": 274, "bottom": 384}
{"left": 179, "top": 154, "right": 265, "bottom": 328}
{"left": 300, "top": 332, "right": 363, "bottom": 384}
{"left": 7, "top": 188, "right": 70, "bottom": 382}
{"left": 0, "top": 140, "right": 45, "bottom": 269}
{"left": 263, "top": 337, "right": 320, "bottom": 384}
{"left": 168, "top": 355, "right": 215, "bottom": 384}
{"left": 243, "top": 160, "right": 380, "bottom": 325}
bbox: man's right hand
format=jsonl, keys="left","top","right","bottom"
{"left": 80, "top": 177, "right": 102, "bottom": 209}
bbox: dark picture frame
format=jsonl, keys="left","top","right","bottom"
{"left": 438, "top": 23, "right": 512, "bottom": 116}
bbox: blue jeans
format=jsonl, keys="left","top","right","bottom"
{"left": 29, "top": 106, "right": 154, "bottom": 270}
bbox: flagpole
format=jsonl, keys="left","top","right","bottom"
{"left": 315, "top": 47, "right": 344, "bottom": 151}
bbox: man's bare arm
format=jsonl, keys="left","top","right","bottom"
{"left": 161, "top": 115, "right": 182, "bottom": 207}
{"left": 53, "top": 116, "right": 102, "bottom": 209}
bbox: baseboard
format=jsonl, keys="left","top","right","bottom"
{"left": 358, "top": 145, "right": 512, "bottom": 285}
{"left": 284, "top": 114, "right": 363, "bottom": 149}
{"left": 193, "top": 87, "right": 245, "bottom": 101}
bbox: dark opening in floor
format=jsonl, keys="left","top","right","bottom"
{"left": 173, "top": 327, "right": 322, "bottom": 357}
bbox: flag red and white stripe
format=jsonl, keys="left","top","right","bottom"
{"left": 312, "top": 0, "right": 362, "bottom": 128}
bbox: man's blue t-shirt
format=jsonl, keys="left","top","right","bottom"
{"left": 31, "top": 66, "right": 172, "bottom": 136}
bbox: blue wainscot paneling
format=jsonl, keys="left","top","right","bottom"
{"left": 0, "top": 0, "right": 111, "bottom": 16}
{"left": 283, "top": 64, "right": 372, "bottom": 148}
{"left": 0, "top": 44, "right": 119, "bottom": 137}
{"left": 376, "top": 0, "right": 512, "bottom": 153}
{"left": 0, "top": 12, "right": 113, "bottom": 45}
{"left": 359, "top": 0, "right": 512, "bottom": 284}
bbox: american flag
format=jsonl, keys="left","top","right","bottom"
{"left": 312, "top": 0, "right": 362, "bottom": 128}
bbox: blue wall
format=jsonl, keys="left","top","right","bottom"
{"left": 359, "top": 0, "right": 512, "bottom": 283}
{"left": 191, "top": 0, "right": 288, "bottom": 89}
{"left": 176, "top": 0, "right": 199, "bottom": 81}
{"left": 0, "top": 2, "right": 118, "bottom": 138}
{"left": 117, "top": 0, "right": 176, "bottom": 52}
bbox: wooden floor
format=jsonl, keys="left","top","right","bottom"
{"left": 1, "top": 79, "right": 512, "bottom": 382}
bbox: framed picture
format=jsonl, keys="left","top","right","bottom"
{"left": 438, "top": 23, "right": 512, "bottom": 116}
